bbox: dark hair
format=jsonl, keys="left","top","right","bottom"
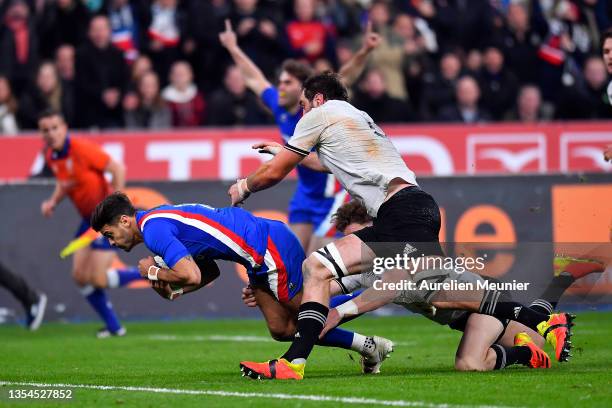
{"left": 303, "top": 72, "right": 349, "bottom": 103}
{"left": 333, "top": 201, "right": 372, "bottom": 233}
{"left": 602, "top": 28, "right": 612, "bottom": 50}
{"left": 37, "top": 107, "right": 64, "bottom": 122}
{"left": 91, "top": 192, "right": 136, "bottom": 231}
{"left": 280, "top": 59, "right": 313, "bottom": 85}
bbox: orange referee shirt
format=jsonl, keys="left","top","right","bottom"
{"left": 45, "top": 137, "right": 112, "bottom": 218}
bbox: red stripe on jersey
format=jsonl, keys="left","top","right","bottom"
{"left": 138, "top": 209, "right": 264, "bottom": 266}
{"left": 267, "top": 237, "right": 289, "bottom": 302}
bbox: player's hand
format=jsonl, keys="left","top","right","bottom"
{"left": 361, "top": 21, "right": 381, "bottom": 52}
{"left": 241, "top": 285, "right": 257, "bottom": 307}
{"left": 138, "top": 256, "right": 156, "bottom": 279}
{"left": 228, "top": 178, "right": 251, "bottom": 206}
{"left": 219, "top": 19, "right": 238, "bottom": 50}
{"left": 236, "top": 17, "right": 256, "bottom": 36}
{"left": 151, "top": 280, "right": 173, "bottom": 300}
{"left": 605, "top": 145, "right": 612, "bottom": 162}
{"left": 252, "top": 141, "right": 282, "bottom": 156}
{"left": 259, "top": 19, "right": 277, "bottom": 39}
{"left": 41, "top": 199, "right": 55, "bottom": 218}
{"left": 319, "top": 307, "right": 342, "bottom": 338}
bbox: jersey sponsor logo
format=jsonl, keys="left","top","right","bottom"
{"left": 513, "top": 306, "right": 522, "bottom": 319}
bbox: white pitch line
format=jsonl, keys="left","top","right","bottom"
{"left": 148, "top": 334, "right": 273, "bottom": 342}
{"left": 0, "top": 381, "right": 520, "bottom": 408}
{"left": 146, "top": 334, "right": 417, "bottom": 347}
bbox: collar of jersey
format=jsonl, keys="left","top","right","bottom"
{"left": 51, "top": 135, "right": 71, "bottom": 160}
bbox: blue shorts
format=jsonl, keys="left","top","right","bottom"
{"left": 75, "top": 219, "right": 116, "bottom": 251}
{"left": 288, "top": 189, "right": 349, "bottom": 238}
{"left": 247, "top": 220, "right": 304, "bottom": 302}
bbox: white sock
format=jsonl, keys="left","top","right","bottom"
{"left": 351, "top": 333, "right": 368, "bottom": 354}
{"left": 80, "top": 285, "right": 95, "bottom": 296}
{"left": 106, "top": 269, "right": 120, "bottom": 288}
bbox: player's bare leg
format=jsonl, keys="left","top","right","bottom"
{"left": 307, "top": 236, "right": 333, "bottom": 258}
{"left": 88, "top": 250, "right": 116, "bottom": 288}
{"left": 455, "top": 313, "right": 550, "bottom": 370}
{"left": 252, "top": 286, "right": 297, "bottom": 341}
{"left": 289, "top": 223, "right": 313, "bottom": 252}
{"left": 426, "top": 270, "right": 573, "bottom": 363}
{"left": 497, "top": 320, "right": 544, "bottom": 349}
{"left": 73, "top": 247, "right": 125, "bottom": 337}
{"left": 455, "top": 314, "right": 504, "bottom": 371}
{"left": 72, "top": 246, "right": 92, "bottom": 287}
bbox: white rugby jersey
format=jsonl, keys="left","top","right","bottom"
{"left": 285, "top": 100, "right": 417, "bottom": 216}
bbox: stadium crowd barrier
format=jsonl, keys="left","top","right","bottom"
{"left": 1, "top": 122, "right": 611, "bottom": 182}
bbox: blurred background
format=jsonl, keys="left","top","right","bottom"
{"left": 0, "top": 0, "right": 611, "bottom": 325}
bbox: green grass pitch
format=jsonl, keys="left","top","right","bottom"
{"left": 1, "top": 312, "right": 611, "bottom": 407}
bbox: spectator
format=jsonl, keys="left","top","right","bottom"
{"left": 420, "top": 51, "right": 463, "bottom": 119}
{"left": 162, "top": 61, "right": 206, "bottom": 127}
{"left": 413, "top": 0, "right": 494, "bottom": 51}
{"left": 465, "top": 49, "right": 483, "bottom": 76}
{"left": 181, "top": 0, "right": 225, "bottom": 93}
{"left": 207, "top": 65, "right": 269, "bottom": 126}
{"left": 0, "top": 76, "right": 19, "bottom": 134}
{"left": 124, "top": 71, "right": 171, "bottom": 129}
{"left": 143, "top": 0, "right": 187, "bottom": 87}
{"left": 283, "top": 0, "right": 336, "bottom": 65}
{"left": 130, "top": 54, "right": 153, "bottom": 87}
{"left": 478, "top": 46, "right": 520, "bottom": 120}
{"left": 555, "top": 56, "right": 612, "bottom": 119}
{"left": 38, "top": 0, "right": 90, "bottom": 59}
{"left": 393, "top": 13, "right": 427, "bottom": 58}
{"left": 497, "top": 2, "right": 547, "bottom": 85}
{"left": 55, "top": 44, "right": 75, "bottom": 82}
{"left": 367, "top": 1, "right": 408, "bottom": 100}
{"left": 0, "top": 0, "right": 39, "bottom": 97}
{"left": 438, "top": 75, "right": 491, "bottom": 123}
{"left": 75, "top": 15, "right": 128, "bottom": 128}
{"left": 227, "top": 0, "right": 284, "bottom": 80}
{"left": 313, "top": 58, "right": 334, "bottom": 74}
{"left": 107, "top": 0, "right": 145, "bottom": 63}
{"left": 17, "top": 62, "right": 75, "bottom": 129}
{"left": 353, "top": 68, "right": 415, "bottom": 123}
{"left": 505, "top": 85, "right": 548, "bottom": 122}
{"left": 394, "top": 13, "right": 433, "bottom": 110}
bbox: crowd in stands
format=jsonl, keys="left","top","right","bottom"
{"left": 0, "top": 0, "right": 611, "bottom": 134}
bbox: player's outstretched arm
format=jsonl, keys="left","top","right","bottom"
{"left": 320, "top": 269, "right": 406, "bottom": 337}
{"left": 338, "top": 21, "right": 381, "bottom": 87}
{"left": 219, "top": 19, "right": 272, "bottom": 96}
{"left": 105, "top": 158, "right": 126, "bottom": 191}
{"left": 228, "top": 148, "right": 305, "bottom": 205}
{"left": 252, "top": 141, "right": 330, "bottom": 173}
{"left": 41, "top": 180, "right": 68, "bottom": 218}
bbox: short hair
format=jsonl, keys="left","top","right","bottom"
{"left": 333, "top": 201, "right": 372, "bottom": 233}
{"left": 280, "top": 59, "right": 313, "bottom": 85}
{"left": 302, "top": 72, "right": 349, "bottom": 102}
{"left": 38, "top": 107, "right": 64, "bottom": 122}
{"left": 90, "top": 192, "right": 136, "bottom": 231}
{"left": 601, "top": 28, "right": 612, "bottom": 50}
